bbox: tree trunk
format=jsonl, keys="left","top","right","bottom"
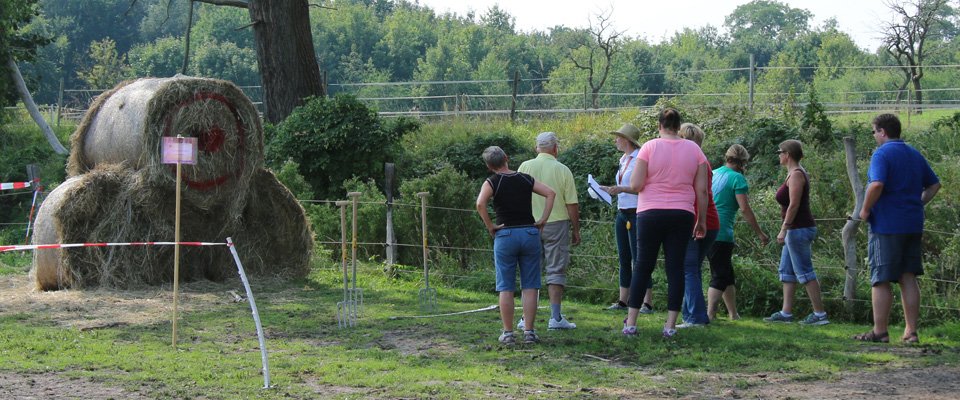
{"left": 248, "top": 0, "right": 324, "bottom": 123}
{"left": 841, "top": 137, "right": 864, "bottom": 311}
{"left": 6, "top": 56, "right": 68, "bottom": 155}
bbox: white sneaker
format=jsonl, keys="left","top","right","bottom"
{"left": 676, "top": 322, "right": 706, "bottom": 329}
{"left": 548, "top": 315, "right": 576, "bottom": 330}
{"left": 516, "top": 318, "right": 525, "bottom": 330}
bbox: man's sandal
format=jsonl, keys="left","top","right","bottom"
{"left": 853, "top": 330, "right": 889, "bottom": 343}
{"left": 902, "top": 331, "right": 919, "bottom": 344}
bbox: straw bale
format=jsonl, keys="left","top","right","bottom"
{"left": 31, "top": 177, "right": 82, "bottom": 290}
{"left": 30, "top": 167, "right": 313, "bottom": 290}
{"left": 233, "top": 168, "right": 314, "bottom": 278}
{"left": 30, "top": 167, "right": 235, "bottom": 289}
{"left": 66, "top": 76, "right": 264, "bottom": 219}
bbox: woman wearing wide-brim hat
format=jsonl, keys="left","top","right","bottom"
{"left": 599, "top": 123, "right": 654, "bottom": 314}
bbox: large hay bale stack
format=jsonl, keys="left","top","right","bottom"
{"left": 30, "top": 167, "right": 244, "bottom": 290}
{"left": 31, "top": 177, "right": 81, "bottom": 290}
{"left": 234, "top": 169, "right": 314, "bottom": 278}
{"left": 67, "top": 76, "right": 263, "bottom": 216}
{"left": 31, "top": 77, "right": 313, "bottom": 291}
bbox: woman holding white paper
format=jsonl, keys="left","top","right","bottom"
{"left": 599, "top": 123, "right": 654, "bottom": 313}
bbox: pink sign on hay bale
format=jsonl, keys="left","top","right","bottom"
{"left": 162, "top": 137, "right": 198, "bottom": 165}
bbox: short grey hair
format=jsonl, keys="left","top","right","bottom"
{"left": 536, "top": 131, "right": 559, "bottom": 150}
{"left": 482, "top": 146, "right": 508, "bottom": 169}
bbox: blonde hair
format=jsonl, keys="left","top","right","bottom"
{"left": 725, "top": 144, "right": 750, "bottom": 169}
{"left": 678, "top": 123, "right": 705, "bottom": 147}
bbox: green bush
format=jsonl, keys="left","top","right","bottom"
{"left": 556, "top": 137, "right": 620, "bottom": 219}
{"left": 801, "top": 86, "right": 834, "bottom": 146}
{"left": 272, "top": 159, "right": 314, "bottom": 200}
{"left": 738, "top": 117, "right": 800, "bottom": 187}
{"left": 396, "top": 165, "right": 487, "bottom": 270}
{"left": 265, "top": 94, "right": 420, "bottom": 199}
{"left": 0, "top": 121, "right": 68, "bottom": 225}
{"left": 438, "top": 132, "right": 534, "bottom": 180}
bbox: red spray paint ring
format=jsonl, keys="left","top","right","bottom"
{"left": 162, "top": 92, "right": 247, "bottom": 190}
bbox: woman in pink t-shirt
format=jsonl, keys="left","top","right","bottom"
{"left": 622, "top": 108, "right": 709, "bottom": 339}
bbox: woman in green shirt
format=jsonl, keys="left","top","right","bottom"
{"left": 707, "top": 144, "right": 769, "bottom": 320}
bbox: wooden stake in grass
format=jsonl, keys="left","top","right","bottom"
{"left": 161, "top": 135, "right": 197, "bottom": 348}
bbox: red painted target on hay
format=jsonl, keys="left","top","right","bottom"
{"left": 162, "top": 92, "right": 246, "bottom": 190}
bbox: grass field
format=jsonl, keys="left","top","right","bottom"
{"left": 1, "top": 253, "right": 958, "bottom": 399}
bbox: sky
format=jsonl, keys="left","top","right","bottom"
{"left": 414, "top": 0, "right": 888, "bottom": 51}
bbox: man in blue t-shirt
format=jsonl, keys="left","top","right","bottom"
{"left": 855, "top": 113, "right": 941, "bottom": 344}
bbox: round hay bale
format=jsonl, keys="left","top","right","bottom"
{"left": 233, "top": 168, "right": 314, "bottom": 279}
{"left": 31, "top": 177, "right": 83, "bottom": 291}
{"left": 67, "top": 76, "right": 264, "bottom": 217}
{"left": 30, "top": 166, "right": 311, "bottom": 290}
{"left": 31, "top": 166, "right": 248, "bottom": 290}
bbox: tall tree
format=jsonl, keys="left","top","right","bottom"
{"left": 563, "top": 10, "right": 623, "bottom": 109}
{"left": 882, "top": 0, "right": 955, "bottom": 110}
{"left": 2, "top": 0, "right": 66, "bottom": 154}
{"left": 195, "top": 0, "right": 323, "bottom": 123}
{"left": 724, "top": 0, "right": 812, "bottom": 66}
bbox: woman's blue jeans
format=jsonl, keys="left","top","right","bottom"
{"left": 681, "top": 229, "right": 717, "bottom": 325}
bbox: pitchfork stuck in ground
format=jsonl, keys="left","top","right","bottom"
{"left": 417, "top": 192, "right": 437, "bottom": 313}
{"left": 336, "top": 200, "right": 358, "bottom": 328}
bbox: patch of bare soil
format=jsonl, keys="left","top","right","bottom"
{"left": 664, "top": 360, "right": 960, "bottom": 400}
{"left": 0, "top": 372, "right": 151, "bottom": 400}
{"left": 374, "top": 327, "right": 461, "bottom": 356}
{"left": 737, "top": 365, "right": 960, "bottom": 400}
{"left": 0, "top": 274, "right": 243, "bottom": 330}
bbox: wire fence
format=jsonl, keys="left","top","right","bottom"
{"left": 5, "top": 63, "right": 960, "bottom": 125}
{"left": 300, "top": 197, "right": 960, "bottom": 314}
{"left": 1, "top": 190, "right": 957, "bottom": 314}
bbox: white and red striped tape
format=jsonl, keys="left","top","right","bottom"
{"left": 0, "top": 241, "right": 228, "bottom": 253}
{"left": 0, "top": 181, "right": 31, "bottom": 191}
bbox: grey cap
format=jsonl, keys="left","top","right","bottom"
{"left": 536, "top": 131, "right": 559, "bottom": 149}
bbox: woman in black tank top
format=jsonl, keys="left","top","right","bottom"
{"left": 476, "top": 146, "right": 556, "bottom": 344}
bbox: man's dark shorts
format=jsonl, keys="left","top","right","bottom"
{"left": 868, "top": 232, "right": 924, "bottom": 286}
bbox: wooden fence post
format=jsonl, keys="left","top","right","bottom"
{"left": 841, "top": 136, "right": 865, "bottom": 309}
{"left": 384, "top": 163, "right": 396, "bottom": 273}
{"left": 510, "top": 71, "right": 519, "bottom": 122}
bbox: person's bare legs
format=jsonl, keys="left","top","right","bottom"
{"left": 899, "top": 273, "right": 921, "bottom": 338}
{"left": 707, "top": 287, "right": 722, "bottom": 321}
{"left": 618, "top": 287, "right": 629, "bottom": 304}
{"left": 665, "top": 310, "right": 679, "bottom": 330}
{"left": 522, "top": 288, "right": 538, "bottom": 331}
{"left": 548, "top": 284, "right": 564, "bottom": 319}
{"left": 499, "top": 291, "right": 515, "bottom": 332}
{"left": 803, "top": 279, "right": 826, "bottom": 313}
{"left": 643, "top": 288, "right": 653, "bottom": 307}
{"left": 722, "top": 285, "right": 739, "bottom": 319}
{"left": 871, "top": 282, "right": 893, "bottom": 335}
{"left": 782, "top": 282, "right": 796, "bottom": 314}
{"left": 625, "top": 307, "right": 639, "bottom": 327}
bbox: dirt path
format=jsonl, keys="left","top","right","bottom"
{"left": 737, "top": 365, "right": 960, "bottom": 399}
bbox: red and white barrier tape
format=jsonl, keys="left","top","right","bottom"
{"left": 0, "top": 241, "right": 228, "bottom": 253}
{"left": 0, "top": 181, "right": 31, "bottom": 191}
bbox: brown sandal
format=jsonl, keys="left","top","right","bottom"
{"left": 853, "top": 330, "right": 889, "bottom": 343}
{"left": 902, "top": 331, "right": 919, "bottom": 344}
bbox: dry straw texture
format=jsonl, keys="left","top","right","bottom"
{"left": 33, "top": 77, "right": 311, "bottom": 290}
{"left": 67, "top": 76, "right": 264, "bottom": 217}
